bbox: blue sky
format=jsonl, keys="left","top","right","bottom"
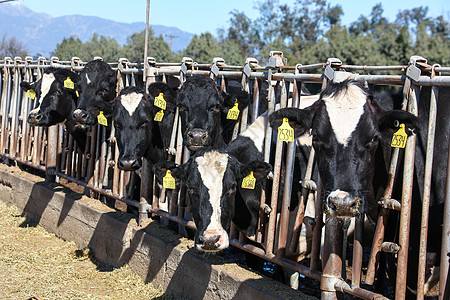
{"left": 20, "top": 0, "right": 448, "bottom": 35}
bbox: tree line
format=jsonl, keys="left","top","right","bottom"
{"left": 2, "top": 1, "right": 449, "bottom": 67}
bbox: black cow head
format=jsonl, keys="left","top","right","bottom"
{"left": 73, "top": 60, "right": 117, "bottom": 130}
{"left": 154, "top": 150, "right": 270, "bottom": 252}
{"left": 177, "top": 75, "right": 249, "bottom": 151}
{"left": 113, "top": 82, "right": 176, "bottom": 171}
{"left": 269, "top": 80, "right": 419, "bottom": 220}
{"left": 20, "top": 68, "right": 79, "bottom": 126}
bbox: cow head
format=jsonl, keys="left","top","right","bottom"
{"left": 20, "top": 68, "right": 79, "bottom": 126}
{"left": 113, "top": 82, "right": 175, "bottom": 171}
{"left": 177, "top": 75, "right": 249, "bottom": 151}
{"left": 270, "top": 80, "right": 419, "bottom": 219}
{"left": 154, "top": 150, "right": 270, "bottom": 252}
{"left": 73, "top": 60, "right": 117, "bottom": 130}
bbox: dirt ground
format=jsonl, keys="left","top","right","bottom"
{"left": 0, "top": 200, "right": 176, "bottom": 300}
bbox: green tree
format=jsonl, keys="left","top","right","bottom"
{"left": 121, "top": 28, "right": 173, "bottom": 62}
{"left": 53, "top": 36, "right": 85, "bottom": 60}
{"left": 182, "top": 33, "right": 221, "bottom": 63}
{"left": 54, "top": 34, "right": 121, "bottom": 61}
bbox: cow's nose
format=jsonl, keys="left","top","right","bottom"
{"left": 326, "top": 191, "right": 360, "bottom": 217}
{"left": 28, "top": 112, "right": 42, "bottom": 124}
{"left": 73, "top": 109, "right": 89, "bottom": 123}
{"left": 118, "top": 159, "right": 140, "bottom": 171}
{"left": 198, "top": 234, "right": 221, "bottom": 251}
{"left": 187, "top": 129, "right": 208, "bottom": 145}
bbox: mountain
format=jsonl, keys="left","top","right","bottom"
{"left": 0, "top": 2, "right": 194, "bottom": 57}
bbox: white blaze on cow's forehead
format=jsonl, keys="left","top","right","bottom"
{"left": 240, "top": 112, "right": 267, "bottom": 152}
{"left": 323, "top": 83, "right": 367, "bottom": 146}
{"left": 37, "top": 73, "right": 56, "bottom": 107}
{"left": 120, "top": 92, "right": 143, "bottom": 116}
{"left": 85, "top": 74, "right": 91, "bottom": 84}
{"left": 195, "top": 151, "right": 229, "bottom": 233}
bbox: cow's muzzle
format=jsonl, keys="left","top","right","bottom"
{"left": 186, "top": 129, "right": 208, "bottom": 151}
{"left": 196, "top": 231, "right": 229, "bottom": 252}
{"left": 325, "top": 190, "right": 361, "bottom": 217}
{"left": 73, "top": 109, "right": 90, "bottom": 124}
{"left": 118, "top": 158, "right": 141, "bottom": 171}
{"left": 27, "top": 111, "right": 44, "bottom": 126}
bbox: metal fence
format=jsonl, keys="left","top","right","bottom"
{"left": 1, "top": 53, "right": 449, "bottom": 300}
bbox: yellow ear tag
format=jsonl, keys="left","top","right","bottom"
{"left": 163, "top": 170, "right": 176, "bottom": 189}
{"left": 278, "top": 118, "right": 294, "bottom": 142}
{"left": 227, "top": 103, "right": 240, "bottom": 120}
{"left": 26, "top": 89, "right": 36, "bottom": 100}
{"left": 75, "top": 90, "right": 79, "bottom": 97}
{"left": 154, "top": 110, "right": 164, "bottom": 122}
{"left": 154, "top": 92, "right": 166, "bottom": 110}
{"left": 64, "top": 77, "right": 75, "bottom": 89}
{"left": 97, "top": 111, "right": 108, "bottom": 126}
{"left": 241, "top": 171, "right": 256, "bottom": 189}
{"left": 391, "top": 123, "right": 407, "bottom": 148}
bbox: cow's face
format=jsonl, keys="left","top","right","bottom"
{"left": 20, "top": 69, "right": 78, "bottom": 126}
{"left": 177, "top": 76, "right": 249, "bottom": 151}
{"left": 113, "top": 87, "right": 153, "bottom": 171}
{"left": 154, "top": 151, "right": 270, "bottom": 252}
{"left": 270, "top": 80, "right": 419, "bottom": 219}
{"left": 73, "top": 60, "right": 117, "bottom": 130}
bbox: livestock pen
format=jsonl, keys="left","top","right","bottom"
{"left": 0, "top": 53, "right": 449, "bottom": 299}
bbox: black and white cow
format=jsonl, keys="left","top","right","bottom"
{"left": 177, "top": 75, "right": 249, "bottom": 151}
{"left": 112, "top": 82, "right": 176, "bottom": 170}
{"left": 270, "top": 80, "right": 419, "bottom": 223}
{"left": 20, "top": 67, "right": 86, "bottom": 150}
{"left": 73, "top": 60, "right": 117, "bottom": 130}
{"left": 154, "top": 149, "right": 271, "bottom": 252}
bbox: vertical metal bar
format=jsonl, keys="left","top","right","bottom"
{"left": 417, "top": 85, "right": 438, "bottom": 299}
{"left": 439, "top": 138, "right": 450, "bottom": 300}
{"left": 310, "top": 177, "right": 323, "bottom": 271}
{"left": 45, "top": 125, "right": 58, "bottom": 181}
{"left": 277, "top": 80, "right": 294, "bottom": 258}
{"left": 351, "top": 215, "right": 364, "bottom": 287}
{"left": 321, "top": 216, "right": 343, "bottom": 300}
{"left": 395, "top": 84, "right": 419, "bottom": 300}
{"left": 143, "top": 0, "right": 151, "bottom": 87}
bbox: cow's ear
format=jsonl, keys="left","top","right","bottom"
{"left": 378, "top": 110, "right": 420, "bottom": 136}
{"left": 222, "top": 90, "right": 250, "bottom": 113}
{"left": 148, "top": 82, "right": 177, "bottom": 103}
{"left": 20, "top": 81, "right": 35, "bottom": 92}
{"left": 269, "top": 106, "right": 316, "bottom": 138}
{"left": 240, "top": 161, "right": 272, "bottom": 182}
{"left": 153, "top": 161, "right": 183, "bottom": 183}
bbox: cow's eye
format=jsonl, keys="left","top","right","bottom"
{"left": 98, "top": 89, "right": 108, "bottom": 97}
{"left": 225, "top": 184, "right": 237, "bottom": 196}
{"left": 54, "top": 90, "right": 61, "bottom": 96}
{"left": 139, "top": 122, "right": 150, "bottom": 130}
{"left": 178, "top": 105, "right": 188, "bottom": 112}
{"left": 209, "top": 104, "right": 221, "bottom": 112}
{"left": 187, "top": 188, "right": 197, "bottom": 195}
{"left": 365, "top": 135, "right": 379, "bottom": 148}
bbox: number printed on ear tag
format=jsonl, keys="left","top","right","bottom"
{"left": 26, "top": 89, "right": 36, "bottom": 100}
{"left": 227, "top": 103, "right": 240, "bottom": 120}
{"left": 278, "top": 118, "right": 294, "bottom": 142}
{"left": 391, "top": 123, "right": 407, "bottom": 148}
{"left": 97, "top": 111, "right": 108, "bottom": 126}
{"left": 154, "top": 110, "right": 164, "bottom": 122}
{"left": 64, "top": 77, "right": 75, "bottom": 89}
{"left": 154, "top": 92, "right": 166, "bottom": 110}
{"left": 241, "top": 171, "right": 256, "bottom": 189}
{"left": 163, "top": 170, "right": 176, "bottom": 189}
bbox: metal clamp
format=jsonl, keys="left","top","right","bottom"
{"left": 268, "top": 51, "right": 286, "bottom": 69}
{"left": 71, "top": 57, "right": 81, "bottom": 69}
{"left": 211, "top": 57, "right": 225, "bottom": 77}
{"left": 324, "top": 57, "right": 343, "bottom": 81}
{"left": 93, "top": 56, "right": 103, "bottom": 61}
{"left": 147, "top": 57, "right": 156, "bottom": 66}
{"left": 180, "top": 57, "right": 193, "bottom": 80}
{"left": 243, "top": 57, "right": 258, "bottom": 77}
{"left": 118, "top": 58, "right": 130, "bottom": 72}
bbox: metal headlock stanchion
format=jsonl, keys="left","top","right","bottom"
{"left": 2, "top": 52, "right": 450, "bottom": 299}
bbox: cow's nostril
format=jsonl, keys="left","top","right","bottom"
{"left": 35, "top": 114, "right": 42, "bottom": 120}
{"left": 329, "top": 202, "right": 337, "bottom": 211}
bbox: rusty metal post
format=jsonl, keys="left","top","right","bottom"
{"left": 351, "top": 215, "right": 364, "bottom": 287}
{"left": 440, "top": 138, "right": 450, "bottom": 300}
{"left": 45, "top": 125, "right": 58, "bottom": 182}
{"left": 395, "top": 82, "right": 419, "bottom": 300}
{"left": 321, "top": 216, "right": 344, "bottom": 300}
{"left": 417, "top": 84, "right": 439, "bottom": 299}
